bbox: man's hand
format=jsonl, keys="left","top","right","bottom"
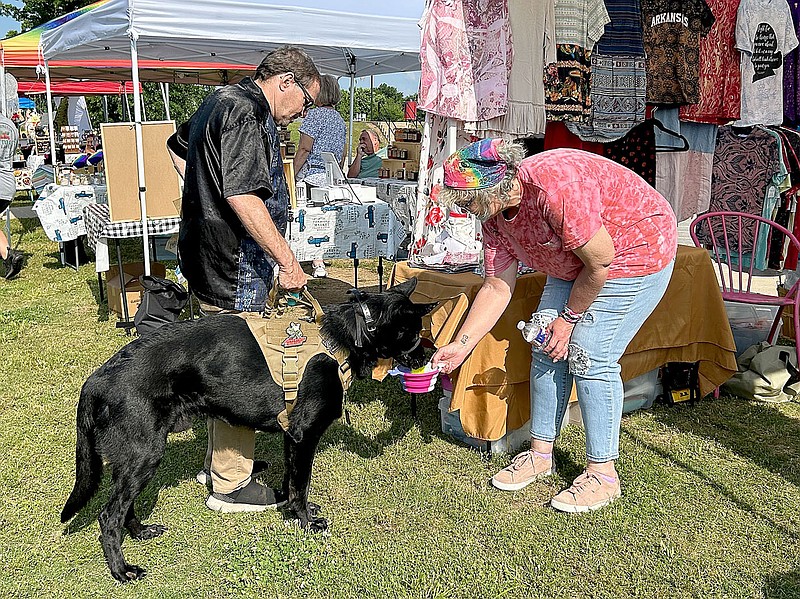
{"left": 277, "top": 259, "right": 308, "bottom": 291}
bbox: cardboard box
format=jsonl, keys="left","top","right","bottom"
{"left": 778, "top": 285, "right": 795, "bottom": 339}
{"left": 105, "top": 262, "right": 166, "bottom": 317}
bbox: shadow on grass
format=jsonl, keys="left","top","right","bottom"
{"left": 304, "top": 272, "right": 381, "bottom": 307}
{"left": 64, "top": 425, "right": 210, "bottom": 535}
{"left": 652, "top": 397, "right": 800, "bottom": 488}
{"left": 625, "top": 399, "right": 800, "bottom": 541}
{"left": 83, "top": 273, "right": 111, "bottom": 322}
{"left": 764, "top": 569, "right": 800, "bottom": 598}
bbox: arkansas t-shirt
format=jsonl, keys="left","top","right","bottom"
{"left": 482, "top": 149, "right": 678, "bottom": 280}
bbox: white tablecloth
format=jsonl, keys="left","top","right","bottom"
{"left": 287, "top": 198, "right": 404, "bottom": 261}
{"left": 32, "top": 184, "right": 106, "bottom": 242}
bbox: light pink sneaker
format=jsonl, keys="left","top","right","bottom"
{"left": 550, "top": 470, "right": 621, "bottom": 513}
{"left": 491, "top": 450, "right": 556, "bottom": 491}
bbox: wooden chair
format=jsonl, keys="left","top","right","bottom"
{"left": 690, "top": 211, "right": 800, "bottom": 364}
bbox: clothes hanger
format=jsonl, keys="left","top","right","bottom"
{"left": 649, "top": 115, "right": 690, "bottom": 152}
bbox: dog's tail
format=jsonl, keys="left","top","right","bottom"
{"left": 61, "top": 382, "right": 103, "bottom": 523}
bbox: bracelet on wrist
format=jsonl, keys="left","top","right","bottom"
{"left": 560, "top": 306, "right": 584, "bottom": 324}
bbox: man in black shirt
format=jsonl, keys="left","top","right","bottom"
{"left": 168, "top": 46, "right": 320, "bottom": 512}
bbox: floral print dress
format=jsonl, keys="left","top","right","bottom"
{"left": 418, "top": 0, "right": 513, "bottom": 121}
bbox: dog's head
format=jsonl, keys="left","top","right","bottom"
{"left": 322, "top": 278, "right": 437, "bottom": 376}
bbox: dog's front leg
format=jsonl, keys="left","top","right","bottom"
{"left": 283, "top": 435, "right": 327, "bottom": 532}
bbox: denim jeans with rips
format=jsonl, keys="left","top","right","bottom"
{"left": 529, "top": 260, "right": 674, "bottom": 462}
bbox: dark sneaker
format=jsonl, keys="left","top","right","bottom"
{"left": 205, "top": 479, "right": 287, "bottom": 513}
{"left": 195, "top": 459, "right": 269, "bottom": 486}
{"left": 4, "top": 250, "right": 23, "bottom": 280}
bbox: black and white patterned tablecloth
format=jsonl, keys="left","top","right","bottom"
{"left": 83, "top": 203, "right": 181, "bottom": 247}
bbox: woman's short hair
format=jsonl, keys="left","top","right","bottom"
{"left": 255, "top": 46, "right": 320, "bottom": 89}
{"left": 315, "top": 74, "right": 341, "bottom": 107}
{"left": 439, "top": 141, "right": 525, "bottom": 220}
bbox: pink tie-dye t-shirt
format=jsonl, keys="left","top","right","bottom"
{"left": 482, "top": 148, "right": 677, "bottom": 280}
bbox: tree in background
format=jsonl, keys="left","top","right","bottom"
{"left": 0, "top": 0, "right": 87, "bottom": 35}
{"left": 82, "top": 83, "right": 213, "bottom": 127}
{"left": 337, "top": 83, "right": 412, "bottom": 122}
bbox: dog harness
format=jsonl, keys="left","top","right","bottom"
{"left": 237, "top": 289, "right": 352, "bottom": 432}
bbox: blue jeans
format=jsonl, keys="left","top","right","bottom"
{"left": 530, "top": 261, "right": 674, "bottom": 461}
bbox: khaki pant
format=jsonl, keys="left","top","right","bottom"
{"left": 199, "top": 302, "right": 255, "bottom": 494}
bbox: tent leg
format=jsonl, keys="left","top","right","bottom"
{"left": 102, "top": 95, "right": 109, "bottom": 122}
{"left": 129, "top": 33, "right": 151, "bottom": 277}
{"left": 160, "top": 82, "right": 171, "bottom": 121}
{"left": 0, "top": 61, "right": 6, "bottom": 117}
{"left": 44, "top": 61, "right": 57, "bottom": 166}
{"left": 348, "top": 73, "right": 355, "bottom": 167}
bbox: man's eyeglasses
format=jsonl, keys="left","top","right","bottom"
{"left": 290, "top": 73, "right": 315, "bottom": 112}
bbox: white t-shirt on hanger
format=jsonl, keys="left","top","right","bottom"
{"left": 735, "top": 0, "right": 799, "bottom": 126}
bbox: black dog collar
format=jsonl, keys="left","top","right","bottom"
{"left": 348, "top": 289, "right": 377, "bottom": 348}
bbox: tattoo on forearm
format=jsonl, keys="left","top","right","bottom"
{"left": 459, "top": 334, "right": 469, "bottom": 346}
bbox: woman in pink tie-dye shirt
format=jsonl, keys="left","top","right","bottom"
{"left": 431, "top": 139, "right": 677, "bottom": 514}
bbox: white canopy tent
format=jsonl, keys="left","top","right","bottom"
{"left": 39, "top": 0, "right": 421, "bottom": 275}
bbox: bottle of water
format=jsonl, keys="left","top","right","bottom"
{"left": 517, "top": 320, "right": 550, "bottom": 349}
{"left": 517, "top": 311, "right": 558, "bottom": 351}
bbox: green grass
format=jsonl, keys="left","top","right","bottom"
{"left": 3, "top": 218, "right": 800, "bottom": 598}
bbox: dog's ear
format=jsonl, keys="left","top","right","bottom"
{"left": 389, "top": 278, "right": 417, "bottom": 297}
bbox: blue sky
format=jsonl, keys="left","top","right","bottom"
{"left": 0, "top": 0, "right": 422, "bottom": 95}
{"left": 0, "top": 0, "right": 20, "bottom": 38}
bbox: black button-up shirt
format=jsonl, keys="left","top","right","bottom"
{"left": 168, "top": 77, "right": 289, "bottom": 311}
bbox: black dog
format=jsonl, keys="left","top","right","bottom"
{"left": 61, "top": 279, "right": 434, "bottom": 583}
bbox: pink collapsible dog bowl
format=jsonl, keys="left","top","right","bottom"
{"left": 397, "top": 366, "right": 440, "bottom": 393}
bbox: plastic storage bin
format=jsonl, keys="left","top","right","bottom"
{"left": 622, "top": 368, "right": 661, "bottom": 413}
{"left": 438, "top": 393, "right": 530, "bottom": 454}
{"left": 724, "top": 301, "right": 779, "bottom": 355}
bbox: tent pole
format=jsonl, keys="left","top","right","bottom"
{"left": 129, "top": 33, "right": 151, "bottom": 276}
{"left": 348, "top": 73, "right": 354, "bottom": 167}
{"left": 102, "top": 95, "right": 109, "bottom": 122}
{"left": 1, "top": 51, "right": 6, "bottom": 249}
{"left": 0, "top": 54, "right": 6, "bottom": 117}
{"left": 161, "top": 82, "right": 171, "bottom": 121}
{"left": 44, "top": 60, "right": 57, "bottom": 166}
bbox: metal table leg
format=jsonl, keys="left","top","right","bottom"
{"left": 114, "top": 239, "right": 134, "bottom": 333}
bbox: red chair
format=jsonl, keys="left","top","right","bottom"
{"left": 690, "top": 211, "right": 800, "bottom": 364}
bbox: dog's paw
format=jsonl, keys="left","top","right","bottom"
{"left": 307, "top": 502, "right": 322, "bottom": 517}
{"left": 112, "top": 563, "right": 147, "bottom": 583}
{"left": 308, "top": 516, "right": 328, "bottom": 533}
{"left": 132, "top": 524, "right": 167, "bottom": 541}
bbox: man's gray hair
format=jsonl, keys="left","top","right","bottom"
{"left": 315, "top": 74, "right": 341, "bottom": 107}
{"left": 255, "top": 46, "right": 320, "bottom": 88}
{"left": 439, "top": 141, "right": 525, "bottom": 220}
